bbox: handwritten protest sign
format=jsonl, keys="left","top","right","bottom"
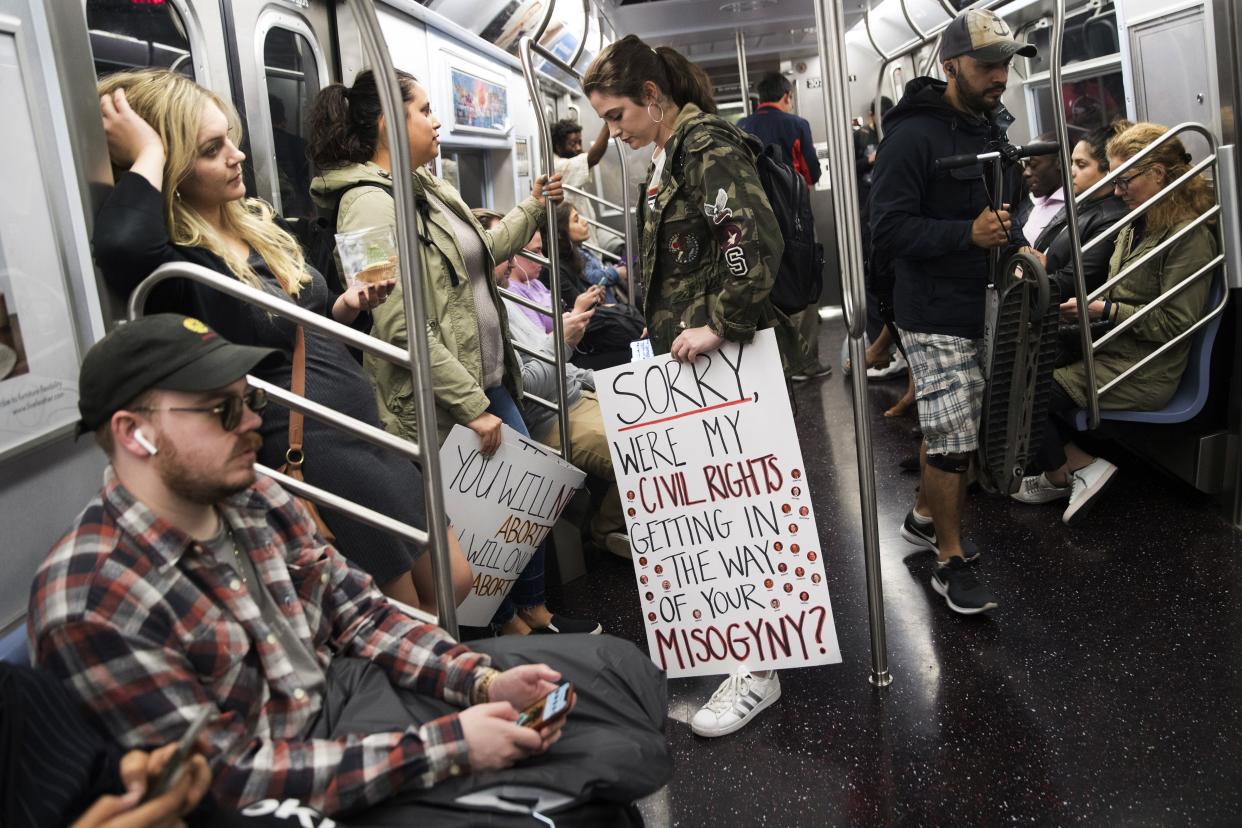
{"left": 595, "top": 329, "right": 841, "bottom": 678}
{"left": 440, "top": 424, "right": 586, "bottom": 625}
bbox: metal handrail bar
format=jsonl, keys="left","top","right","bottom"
{"left": 521, "top": 35, "right": 573, "bottom": 459}
{"left": 1087, "top": 207, "right": 1220, "bottom": 302}
{"left": 250, "top": 378, "right": 419, "bottom": 460}
{"left": 813, "top": 0, "right": 890, "bottom": 688}
{"left": 258, "top": 463, "right": 429, "bottom": 546}
{"left": 530, "top": 0, "right": 556, "bottom": 46}
{"left": 1080, "top": 156, "right": 1217, "bottom": 257}
{"left": 516, "top": 248, "right": 551, "bottom": 267}
{"left": 863, "top": 8, "right": 891, "bottom": 61}
{"left": 529, "top": 39, "right": 581, "bottom": 80}
{"left": 348, "top": 0, "right": 458, "bottom": 636}
{"left": 583, "top": 241, "right": 622, "bottom": 262}
{"left": 524, "top": 391, "right": 560, "bottom": 414}
{"left": 1051, "top": 0, "right": 1099, "bottom": 429}
{"left": 1076, "top": 122, "right": 1216, "bottom": 204}
{"left": 936, "top": 0, "right": 957, "bottom": 16}
{"left": 582, "top": 214, "right": 624, "bottom": 237}
{"left": 898, "top": 0, "right": 927, "bottom": 41}
{"left": 1092, "top": 256, "right": 1223, "bottom": 351}
{"left": 1096, "top": 278, "right": 1228, "bottom": 397}
{"left": 919, "top": 33, "right": 943, "bottom": 76}
{"left": 567, "top": 0, "right": 591, "bottom": 70}
{"left": 513, "top": 339, "right": 556, "bottom": 366}
{"left": 498, "top": 285, "right": 555, "bottom": 317}
{"left": 614, "top": 139, "right": 637, "bottom": 307}
{"left": 735, "top": 30, "right": 751, "bottom": 116}
{"left": 564, "top": 184, "right": 627, "bottom": 214}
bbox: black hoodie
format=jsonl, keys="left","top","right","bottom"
{"left": 870, "top": 77, "right": 1019, "bottom": 338}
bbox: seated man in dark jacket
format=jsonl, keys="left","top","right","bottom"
{"left": 870, "top": 9, "right": 1035, "bottom": 616}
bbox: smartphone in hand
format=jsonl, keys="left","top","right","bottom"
{"left": 144, "top": 707, "right": 212, "bottom": 802}
{"left": 514, "top": 682, "right": 574, "bottom": 731}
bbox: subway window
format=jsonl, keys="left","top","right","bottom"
{"left": 262, "top": 27, "right": 320, "bottom": 218}
{"left": 1025, "top": 4, "right": 1120, "bottom": 75}
{"left": 1033, "top": 70, "right": 1126, "bottom": 136}
{"left": 86, "top": 0, "right": 195, "bottom": 80}
{"left": 440, "top": 149, "right": 489, "bottom": 209}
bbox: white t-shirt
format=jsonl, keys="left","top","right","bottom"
{"left": 646, "top": 147, "right": 667, "bottom": 211}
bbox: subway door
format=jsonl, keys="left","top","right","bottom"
{"left": 226, "top": 0, "right": 334, "bottom": 218}
{"left": 1128, "top": 3, "right": 1220, "bottom": 159}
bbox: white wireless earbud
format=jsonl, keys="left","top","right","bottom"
{"left": 133, "top": 428, "right": 159, "bottom": 456}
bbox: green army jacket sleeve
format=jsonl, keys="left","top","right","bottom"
{"left": 1107, "top": 220, "right": 1216, "bottom": 345}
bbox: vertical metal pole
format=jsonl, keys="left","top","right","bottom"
{"left": 989, "top": 156, "right": 1005, "bottom": 282}
{"left": 874, "top": 58, "right": 892, "bottom": 141}
{"left": 521, "top": 37, "right": 574, "bottom": 460}
{"left": 735, "top": 30, "right": 751, "bottom": 116}
{"left": 1049, "top": 0, "right": 1100, "bottom": 428}
{"left": 347, "top": 0, "right": 458, "bottom": 637}
{"left": 614, "top": 138, "right": 637, "bottom": 307}
{"left": 813, "top": 0, "right": 891, "bottom": 687}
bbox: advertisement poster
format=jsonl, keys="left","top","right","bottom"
{"left": 440, "top": 424, "right": 586, "bottom": 625}
{"left": 594, "top": 329, "right": 841, "bottom": 678}
{"left": 450, "top": 66, "right": 510, "bottom": 134}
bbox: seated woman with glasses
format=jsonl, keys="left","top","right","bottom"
{"left": 1013, "top": 122, "right": 1217, "bottom": 525}
{"left": 90, "top": 69, "right": 473, "bottom": 613}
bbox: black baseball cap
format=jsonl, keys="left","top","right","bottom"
{"left": 77, "top": 314, "right": 277, "bottom": 434}
{"left": 940, "top": 9, "right": 1036, "bottom": 63}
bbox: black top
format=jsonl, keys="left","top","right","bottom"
{"left": 1031, "top": 193, "right": 1129, "bottom": 299}
{"left": 92, "top": 173, "right": 427, "bottom": 584}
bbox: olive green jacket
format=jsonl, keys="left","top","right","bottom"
{"left": 638, "top": 104, "right": 803, "bottom": 371}
{"left": 1056, "top": 218, "right": 1216, "bottom": 410}
{"left": 310, "top": 162, "right": 543, "bottom": 445}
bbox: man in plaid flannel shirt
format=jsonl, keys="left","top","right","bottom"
{"left": 28, "top": 315, "right": 569, "bottom": 817}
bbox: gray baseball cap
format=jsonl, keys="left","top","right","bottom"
{"left": 940, "top": 9, "right": 1036, "bottom": 63}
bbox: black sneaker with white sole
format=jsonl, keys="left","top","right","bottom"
{"left": 899, "top": 511, "right": 981, "bottom": 563}
{"left": 930, "top": 557, "right": 999, "bottom": 614}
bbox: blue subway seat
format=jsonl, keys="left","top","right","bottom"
{"left": 0, "top": 626, "right": 29, "bottom": 665}
{"left": 1072, "top": 276, "right": 1226, "bottom": 430}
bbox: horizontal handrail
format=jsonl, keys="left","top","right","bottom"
{"left": 512, "top": 339, "right": 556, "bottom": 366}
{"left": 1078, "top": 123, "right": 1217, "bottom": 205}
{"left": 1087, "top": 207, "right": 1220, "bottom": 302}
{"left": 530, "top": 39, "right": 581, "bottom": 81}
{"left": 582, "top": 214, "right": 625, "bottom": 238}
{"left": 516, "top": 248, "right": 551, "bottom": 267}
{"left": 564, "top": 184, "right": 627, "bottom": 214}
{"left": 257, "top": 463, "right": 429, "bottom": 547}
{"left": 524, "top": 391, "right": 559, "bottom": 413}
{"left": 1092, "top": 255, "right": 1223, "bottom": 351}
{"left": 1096, "top": 278, "right": 1228, "bottom": 397}
{"left": 1081, "top": 156, "right": 1217, "bottom": 257}
{"left": 249, "top": 378, "right": 421, "bottom": 460}
{"left": 498, "top": 285, "right": 555, "bottom": 317}
{"left": 583, "top": 241, "right": 622, "bottom": 262}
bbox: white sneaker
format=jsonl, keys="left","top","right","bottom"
{"left": 1062, "top": 458, "right": 1118, "bottom": 526}
{"left": 1011, "top": 473, "right": 1072, "bottom": 504}
{"left": 689, "top": 667, "right": 781, "bottom": 737}
{"left": 604, "top": 531, "right": 631, "bottom": 559}
{"left": 867, "top": 350, "right": 908, "bottom": 380}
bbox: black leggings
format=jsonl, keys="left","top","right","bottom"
{"left": 1034, "top": 381, "right": 1080, "bottom": 472}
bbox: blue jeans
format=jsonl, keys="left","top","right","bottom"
{"left": 485, "top": 386, "right": 547, "bottom": 624}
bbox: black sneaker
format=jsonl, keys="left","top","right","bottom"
{"left": 930, "top": 557, "right": 999, "bottom": 615}
{"left": 791, "top": 362, "right": 833, "bottom": 382}
{"left": 530, "top": 614, "right": 602, "bottom": 635}
{"left": 899, "top": 511, "right": 981, "bottom": 563}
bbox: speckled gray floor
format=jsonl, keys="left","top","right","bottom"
{"left": 547, "top": 318, "right": 1242, "bottom": 827}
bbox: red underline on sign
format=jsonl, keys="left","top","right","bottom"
{"left": 618, "top": 396, "right": 754, "bottom": 432}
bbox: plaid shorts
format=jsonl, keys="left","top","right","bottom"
{"left": 897, "top": 329, "right": 986, "bottom": 456}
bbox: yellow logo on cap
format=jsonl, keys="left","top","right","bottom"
{"left": 182, "top": 317, "right": 209, "bottom": 334}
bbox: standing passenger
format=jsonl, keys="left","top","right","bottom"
{"left": 737, "top": 72, "right": 832, "bottom": 381}
{"left": 551, "top": 119, "right": 612, "bottom": 248}
{"left": 870, "top": 9, "right": 1036, "bottom": 615}
{"left": 90, "top": 69, "right": 470, "bottom": 614}
{"left": 584, "top": 34, "right": 800, "bottom": 737}
{"left": 307, "top": 71, "right": 599, "bottom": 637}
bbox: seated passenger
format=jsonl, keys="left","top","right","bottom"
{"left": 90, "top": 69, "right": 469, "bottom": 614}
{"left": 1013, "top": 123, "right": 1217, "bottom": 523}
{"left": 306, "top": 70, "right": 597, "bottom": 636}
{"left": 478, "top": 210, "right": 631, "bottom": 559}
{"left": 1024, "top": 121, "right": 1131, "bottom": 301}
{"left": 557, "top": 203, "right": 628, "bottom": 305}
{"left": 30, "top": 315, "right": 670, "bottom": 818}
{"left": 1017, "top": 132, "right": 1067, "bottom": 244}
{"left": 504, "top": 231, "right": 557, "bottom": 334}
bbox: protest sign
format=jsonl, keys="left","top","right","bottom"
{"left": 595, "top": 328, "right": 841, "bottom": 678}
{"left": 440, "top": 424, "right": 586, "bottom": 625}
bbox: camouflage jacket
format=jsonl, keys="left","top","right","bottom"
{"left": 638, "top": 103, "right": 801, "bottom": 370}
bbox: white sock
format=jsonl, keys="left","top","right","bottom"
{"left": 912, "top": 508, "right": 932, "bottom": 523}
{"left": 751, "top": 670, "right": 775, "bottom": 679}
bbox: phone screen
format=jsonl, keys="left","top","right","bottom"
{"left": 144, "top": 708, "right": 212, "bottom": 802}
{"left": 516, "top": 682, "right": 573, "bottom": 729}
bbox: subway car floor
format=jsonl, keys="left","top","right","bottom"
{"left": 547, "top": 317, "right": 1242, "bottom": 827}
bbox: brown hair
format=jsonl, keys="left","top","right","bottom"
{"left": 581, "top": 35, "right": 716, "bottom": 115}
{"left": 1107, "top": 122, "right": 1214, "bottom": 232}
{"left": 307, "top": 69, "right": 419, "bottom": 170}
{"left": 1081, "top": 119, "right": 1132, "bottom": 174}
{"left": 554, "top": 202, "right": 585, "bottom": 286}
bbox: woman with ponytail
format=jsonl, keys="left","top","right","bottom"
{"left": 92, "top": 69, "right": 472, "bottom": 613}
{"left": 308, "top": 71, "right": 600, "bottom": 637}
{"left": 1014, "top": 122, "right": 1218, "bottom": 525}
{"left": 583, "top": 35, "right": 803, "bottom": 738}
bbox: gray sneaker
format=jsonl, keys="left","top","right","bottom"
{"left": 1011, "top": 473, "right": 1072, "bottom": 504}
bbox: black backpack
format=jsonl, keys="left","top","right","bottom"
{"left": 754, "top": 143, "right": 824, "bottom": 314}
{"left": 287, "top": 181, "right": 394, "bottom": 291}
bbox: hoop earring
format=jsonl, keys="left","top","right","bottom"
{"left": 647, "top": 103, "right": 664, "bottom": 125}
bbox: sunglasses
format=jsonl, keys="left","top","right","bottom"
{"left": 135, "top": 387, "right": 268, "bottom": 432}
{"left": 1113, "top": 168, "right": 1146, "bottom": 194}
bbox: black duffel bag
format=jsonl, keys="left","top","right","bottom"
{"left": 577, "top": 302, "right": 646, "bottom": 356}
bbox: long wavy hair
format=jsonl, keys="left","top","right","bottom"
{"left": 97, "top": 69, "right": 309, "bottom": 296}
{"left": 554, "top": 203, "right": 586, "bottom": 288}
{"left": 1107, "top": 122, "right": 1215, "bottom": 234}
{"left": 582, "top": 34, "right": 717, "bottom": 114}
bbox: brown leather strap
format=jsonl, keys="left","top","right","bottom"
{"left": 286, "top": 326, "right": 306, "bottom": 475}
